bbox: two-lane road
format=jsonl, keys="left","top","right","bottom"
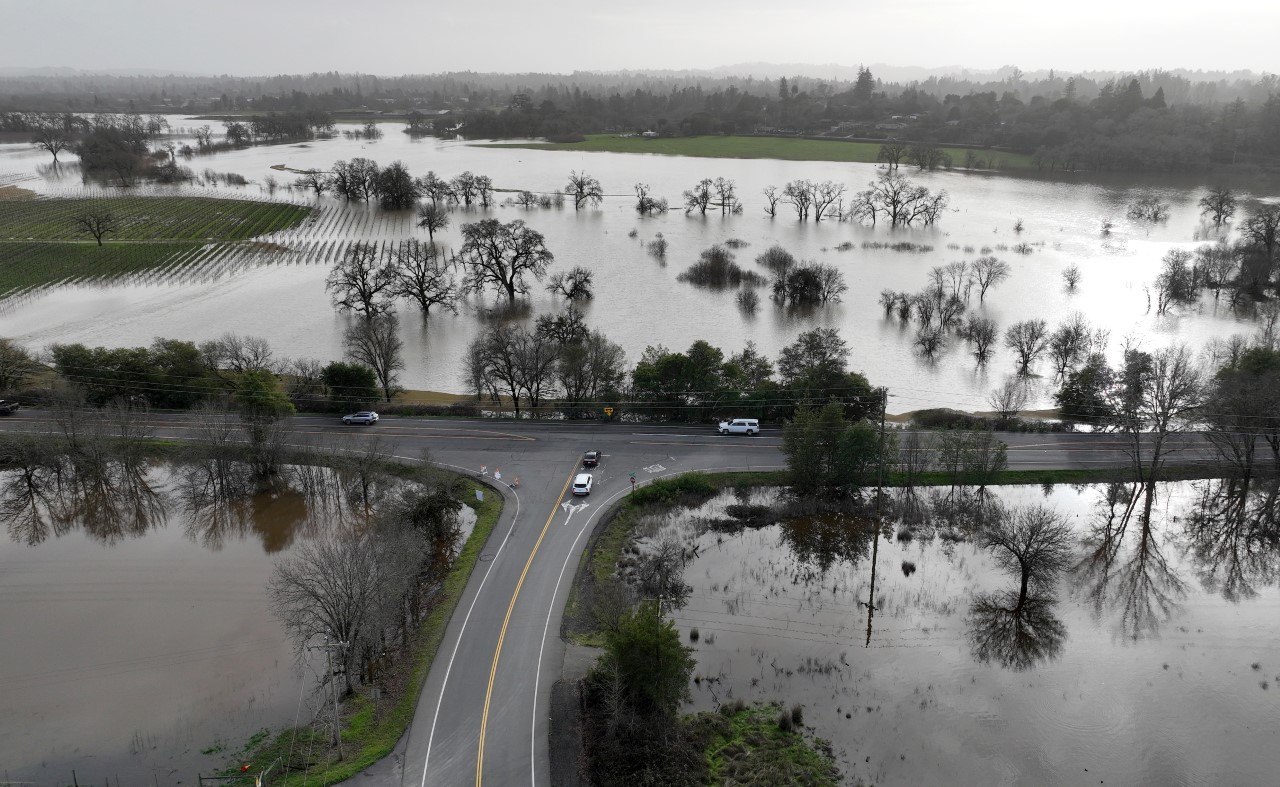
{"left": 0, "top": 413, "right": 1220, "bottom": 786}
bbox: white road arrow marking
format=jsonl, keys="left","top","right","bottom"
{"left": 560, "top": 500, "right": 590, "bottom": 525}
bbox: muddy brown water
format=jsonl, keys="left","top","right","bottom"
{"left": 632, "top": 482, "right": 1280, "bottom": 786}
{"left": 2, "top": 117, "right": 1278, "bottom": 411}
{"left": 0, "top": 462, "right": 473, "bottom": 786}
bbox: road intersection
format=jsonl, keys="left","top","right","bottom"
{"left": 0, "top": 412, "right": 1219, "bottom": 785}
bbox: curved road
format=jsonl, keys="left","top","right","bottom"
{"left": 0, "top": 413, "right": 1218, "bottom": 786}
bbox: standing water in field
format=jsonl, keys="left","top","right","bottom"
{"left": 1, "top": 116, "right": 1277, "bottom": 410}
{"left": 629, "top": 481, "right": 1280, "bottom": 786}
{"left": 0, "top": 458, "right": 474, "bottom": 785}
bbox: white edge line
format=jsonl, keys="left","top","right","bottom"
{"left": 420, "top": 473, "right": 522, "bottom": 787}
{"left": 527, "top": 464, "right": 784, "bottom": 787}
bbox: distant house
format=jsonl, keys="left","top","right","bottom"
{"left": 876, "top": 122, "right": 907, "bottom": 131}
{"left": 641, "top": 130, "right": 659, "bottom": 138}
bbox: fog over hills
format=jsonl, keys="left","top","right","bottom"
{"left": 0, "top": 63, "right": 1266, "bottom": 85}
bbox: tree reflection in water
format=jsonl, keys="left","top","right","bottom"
{"left": 177, "top": 460, "right": 355, "bottom": 553}
{"left": 1184, "top": 477, "right": 1280, "bottom": 602}
{"left": 1, "top": 447, "right": 165, "bottom": 546}
{"left": 966, "top": 504, "right": 1072, "bottom": 670}
{"left": 778, "top": 509, "right": 881, "bottom": 579}
{"left": 967, "top": 591, "right": 1067, "bottom": 671}
{"left": 1074, "top": 481, "right": 1188, "bottom": 640}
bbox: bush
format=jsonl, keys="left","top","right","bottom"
{"left": 910, "top": 408, "right": 993, "bottom": 431}
{"left": 628, "top": 474, "right": 717, "bottom": 507}
{"left": 678, "top": 245, "right": 766, "bottom": 288}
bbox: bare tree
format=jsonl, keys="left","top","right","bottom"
{"left": 330, "top": 158, "right": 380, "bottom": 202}
{"left": 1004, "top": 319, "right": 1050, "bottom": 375}
{"left": 326, "top": 242, "right": 399, "bottom": 317}
{"left": 566, "top": 170, "right": 604, "bottom": 210}
{"left": 73, "top": 211, "right": 118, "bottom": 246}
{"left": 345, "top": 313, "right": 404, "bottom": 402}
{"left": 447, "top": 171, "right": 478, "bottom": 206}
{"left": 682, "top": 178, "right": 714, "bottom": 215}
{"left": 200, "top": 333, "right": 277, "bottom": 375}
{"left": 971, "top": 256, "right": 1010, "bottom": 300}
{"left": 988, "top": 377, "right": 1028, "bottom": 422}
{"left": 634, "top": 183, "right": 668, "bottom": 215}
{"left": 761, "top": 185, "right": 781, "bottom": 217}
{"left": 1109, "top": 344, "right": 1204, "bottom": 484}
{"left": 416, "top": 202, "right": 450, "bottom": 241}
{"left": 1062, "top": 264, "right": 1082, "bottom": 291}
{"left": 457, "top": 219, "right": 554, "bottom": 303}
{"left": 809, "top": 180, "right": 846, "bottom": 222}
{"left": 0, "top": 338, "right": 37, "bottom": 392}
{"left": 193, "top": 125, "right": 213, "bottom": 150}
{"left": 555, "top": 330, "right": 626, "bottom": 418}
{"left": 416, "top": 171, "right": 455, "bottom": 205}
{"left": 32, "top": 124, "right": 71, "bottom": 164}
{"left": 1047, "top": 313, "right": 1091, "bottom": 378}
{"left": 782, "top": 179, "right": 814, "bottom": 220}
{"left": 268, "top": 525, "right": 426, "bottom": 698}
{"left": 1241, "top": 208, "right": 1280, "bottom": 259}
{"left": 712, "top": 177, "right": 740, "bottom": 214}
{"left": 877, "top": 142, "right": 906, "bottom": 170}
{"left": 392, "top": 240, "right": 459, "bottom": 316}
{"left": 295, "top": 170, "right": 330, "bottom": 197}
{"left": 547, "top": 266, "right": 594, "bottom": 300}
{"left": 978, "top": 505, "right": 1075, "bottom": 604}
{"left": 1198, "top": 187, "right": 1236, "bottom": 225}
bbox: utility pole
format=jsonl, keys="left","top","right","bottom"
{"left": 867, "top": 386, "right": 889, "bottom": 648}
{"left": 308, "top": 639, "right": 349, "bottom": 760}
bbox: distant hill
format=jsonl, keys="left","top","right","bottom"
{"left": 0, "top": 66, "right": 208, "bottom": 78}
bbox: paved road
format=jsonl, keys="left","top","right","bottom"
{"left": 0, "top": 413, "right": 1220, "bottom": 786}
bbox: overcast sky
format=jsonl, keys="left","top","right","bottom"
{"left": 4, "top": 0, "right": 1276, "bottom": 76}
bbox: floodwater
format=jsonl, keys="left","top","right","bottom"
{"left": 0, "top": 460, "right": 472, "bottom": 786}
{"left": 2, "top": 117, "right": 1278, "bottom": 410}
{"left": 635, "top": 482, "right": 1280, "bottom": 786}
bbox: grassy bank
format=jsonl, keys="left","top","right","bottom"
{"left": 695, "top": 703, "right": 839, "bottom": 786}
{"left": 224, "top": 477, "right": 503, "bottom": 785}
{"left": 0, "top": 195, "right": 310, "bottom": 295}
{"left": 475, "top": 134, "right": 1034, "bottom": 170}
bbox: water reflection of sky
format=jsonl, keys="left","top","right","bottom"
{"left": 3, "top": 118, "right": 1277, "bottom": 410}
{"left": 648, "top": 482, "right": 1280, "bottom": 786}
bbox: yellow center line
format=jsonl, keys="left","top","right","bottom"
{"left": 475, "top": 466, "right": 576, "bottom": 787}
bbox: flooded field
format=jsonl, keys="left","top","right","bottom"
{"left": 634, "top": 481, "right": 1280, "bottom": 786}
{"left": 0, "top": 459, "right": 473, "bottom": 786}
{"left": 2, "top": 117, "right": 1278, "bottom": 410}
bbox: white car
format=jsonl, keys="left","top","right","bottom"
{"left": 342, "top": 411, "right": 379, "bottom": 425}
{"left": 571, "top": 473, "right": 593, "bottom": 496}
{"left": 717, "top": 418, "right": 759, "bottom": 435}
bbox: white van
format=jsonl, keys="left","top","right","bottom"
{"left": 717, "top": 418, "right": 759, "bottom": 436}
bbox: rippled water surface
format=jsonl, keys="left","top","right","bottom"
{"left": 637, "top": 482, "right": 1280, "bottom": 786}
{"left": 2, "top": 117, "right": 1278, "bottom": 410}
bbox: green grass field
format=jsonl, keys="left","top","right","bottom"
{"left": 475, "top": 134, "right": 1034, "bottom": 170}
{"left": 0, "top": 196, "right": 309, "bottom": 241}
{"left": 0, "top": 196, "right": 310, "bottom": 295}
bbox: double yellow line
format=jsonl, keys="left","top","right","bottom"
{"left": 475, "top": 467, "right": 576, "bottom": 786}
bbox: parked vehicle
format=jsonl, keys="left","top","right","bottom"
{"left": 571, "top": 473, "right": 594, "bottom": 496}
{"left": 342, "top": 411, "right": 379, "bottom": 425}
{"left": 582, "top": 450, "right": 600, "bottom": 467}
{"left": 717, "top": 418, "right": 759, "bottom": 435}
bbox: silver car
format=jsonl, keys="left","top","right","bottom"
{"left": 342, "top": 411, "right": 379, "bottom": 425}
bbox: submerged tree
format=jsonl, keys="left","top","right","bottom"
{"left": 457, "top": 219, "right": 554, "bottom": 303}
